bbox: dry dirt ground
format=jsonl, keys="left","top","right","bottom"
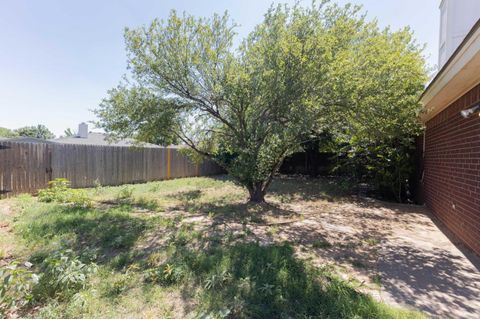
{"left": 146, "top": 178, "right": 480, "bottom": 319}
{"left": 2, "top": 176, "right": 480, "bottom": 318}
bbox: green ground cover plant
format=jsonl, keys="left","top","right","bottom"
{"left": 38, "top": 178, "right": 92, "bottom": 208}
{"left": 0, "top": 177, "right": 427, "bottom": 318}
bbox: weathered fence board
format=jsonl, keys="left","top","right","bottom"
{"left": 0, "top": 141, "right": 52, "bottom": 197}
{"left": 0, "top": 141, "right": 223, "bottom": 197}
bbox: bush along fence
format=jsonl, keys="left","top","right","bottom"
{"left": 0, "top": 141, "right": 222, "bottom": 198}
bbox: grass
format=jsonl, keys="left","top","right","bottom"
{"left": 372, "top": 274, "right": 383, "bottom": 287}
{"left": 0, "top": 176, "right": 427, "bottom": 318}
{"left": 312, "top": 239, "right": 333, "bottom": 249}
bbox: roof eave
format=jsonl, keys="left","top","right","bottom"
{"left": 420, "top": 18, "right": 480, "bottom": 123}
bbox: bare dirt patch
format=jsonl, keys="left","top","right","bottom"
{"left": 145, "top": 189, "right": 480, "bottom": 318}
{"left": 6, "top": 176, "right": 480, "bottom": 318}
{"left": 0, "top": 199, "right": 16, "bottom": 266}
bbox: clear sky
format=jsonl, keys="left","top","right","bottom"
{"left": 0, "top": 0, "right": 439, "bottom": 136}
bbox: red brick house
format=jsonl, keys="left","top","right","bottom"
{"left": 420, "top": 1, "right": 480, "bottom": 255}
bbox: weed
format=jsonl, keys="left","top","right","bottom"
{"left": 0, "top": 262, "right": 37, "bottom": 316}
{"left": 33, "top": 249, "right": 97, "bottom": 301}
{"left": 134, "top": 196, "right": 159, "bottom": 210}
{"left": 117, "top": 186, "right": 134, "bottom": 201}
{"left": 350, "top": 260, "right": 367, "bottom": 269}
{"left": 143, "top": 262, "right": 186, "bottom": 286}
{"left": 103, "top": 273, "right": 133, "bottom": 297}
{"left": 152, "top": 241, "right": 424, "bottom": 318}
{"left": 194, "top": 308, "right": 231, "bottom": 319}
{"left": 204, "top": 270, "right": 232, "bottom": 290}
{"left": 146, "top": 251, "right": 166, "bottom": 267}
{"left": 312, "top": 239, "right": 332, "bottom": 249}
{"left": 249, "top": 214, "right": 263, "bottom": 223}
{"left": 38, "top": 178, "right": 92, "bottom": 208}
{"left": 371, "top": 274, "right": 382, "bottom": 287}
{"left": 258, "top": 283, "right": 276, "bottom": 296}
{"left": 365, "top": 238, "right": 381, "bottom": 246}
{"left": 267, "top": 225, "right": 279, "bottom": 237}
{"left": 93, "top": 179, "right": 104, "bottom": 195}
{"left": 110, "top": 251, "right": 136, "bottom": 270}
{"left": 5, "top": 176, "right": 426, "bottom": 319}
{"left": 149, "top": 183, "right": 161, "bottom": 192}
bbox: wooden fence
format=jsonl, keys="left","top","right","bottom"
{"left": 0, "top": 141, "right": 222, "bottom": 197}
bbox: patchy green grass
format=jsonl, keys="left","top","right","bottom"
{"left": 372, "top": 274, "right": 383, "bottom": 287}
{"left": 312, "top": 239, "right": 333, "bottom": 249}
{"left": 0, "top": 176, "right": 427, "bottom": 318}
{"left": 365, "top": 237, "right": 381, "bottom": 246}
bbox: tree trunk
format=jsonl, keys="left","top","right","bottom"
{"left": 248, "top": 183, "right": 266, "bottom": 203}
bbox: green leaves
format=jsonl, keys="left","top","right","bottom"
{"left": 0, "top": 262, "right": 36, "bottom": 316}
{"left": 95, "top": 84, "right": 181, "bottom": 146}
{"left": 33, "top": 249, "right": 98, "bottom": 301}
{"left": 322, "top": 16, "right": 427, "bottom": 202}
{"left": 14, "top": 124, "right": 55, "bottom": 140}
{"left": 0, "top": 127, "right": 17, "bottom": 138}
{"left": 38, "top": 178, "right": 92, "bottom": 208}
{"left": 96, "top": 1, "right": 427, "bottom": 203}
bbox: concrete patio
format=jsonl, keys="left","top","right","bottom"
{"left": 376, "top": 206, "right": 480, "bottom": 318}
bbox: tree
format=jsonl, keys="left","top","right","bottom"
{"left": 0, "top": 127, "right": 17, "bottom": 138}
{"left": 63, "top": 128, "right": 77, "bottom": 137}
{"left": 96, "top": 1, "right": 427, "bottom": 203}
{"left": 320, "top": 17, "right": 427, "bottom": 201}
{"left": 15, "top": 125, "right": 55, "bottom": 140}
{"left": 96, "top": 4, "right": 333, "bottom": 203}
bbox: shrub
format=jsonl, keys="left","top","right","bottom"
{"left": 38, "top": 178, "right": 70, "bottom": 202}
{"left": 38, "top": 178, "right": 92, "bottom": 208}
{"left": 0, "top": 262, "right": 38, "bottom": 317}
{"left": 117, "top": 185, "right": 134, "bottom": 201}
{"left": 33, "top": 249, "right": 97, "bottom": 301}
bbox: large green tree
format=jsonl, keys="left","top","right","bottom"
{"left": 96, "top": 4, "right": 328, "bottom": 202}
{"left": 96, "top": 1, "right": 427, "bottom": 203}
{"left": 14, "top": 124, "right": 55, "bottom": 140}
{"left": 321, "top": 17, "right": 428, "bottom": 201}
{"left": 0, "top": 127, "right": 17, "bottom": 138}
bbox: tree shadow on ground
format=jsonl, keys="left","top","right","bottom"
{"left": 378, "top": 243, "right": 480, "bottom": 318}
{"left": 163, "top": 183, "right": 401, "bottom": 277}
{"left": 268, "top": 175, "right": 354, "bottom": 202}
{"left": 150, "top": 239, "right": 420, "bottom": 319}
{"left": 427, "top": 212, "right": 480, "bottom": 272}
{"left": 173, "top": 199, "right": 298, "bottom": 225}
{"left": 99, "top": 198, "right": 161, "bottom": 212}
{"left": 166, "top": 189, "right": 202, "bottom": 202}
{"left": 207, "top": 174, "right": 354, "bottom": 203}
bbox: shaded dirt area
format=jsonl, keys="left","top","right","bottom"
{"left": 133, "top": 177, "right": 480, "bottom": 319}
{"left": 3, "top": 176, "right": 480, "bottom": 318}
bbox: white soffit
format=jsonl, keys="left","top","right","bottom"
{"left": 421, "top": 23, "right": 480, "bottom": 123}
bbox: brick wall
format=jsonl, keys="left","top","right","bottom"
{"left": 423, "top": 83, "right": 480, "bottom": 255}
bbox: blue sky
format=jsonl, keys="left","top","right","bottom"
{"left": 0, "top": 0, "right": 439, "bottom": 136}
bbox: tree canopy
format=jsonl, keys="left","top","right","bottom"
{"left": 63, "top": 128, "right": 77, "bottom": 137}
{"left": 14, "top": 125, "right": 55, "bottom": 140}
{"left": 0, "top": 127, "right": 17, "bottom": 138}
{"left": 96, "top": 1, "right": 427, "bottom": 203}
